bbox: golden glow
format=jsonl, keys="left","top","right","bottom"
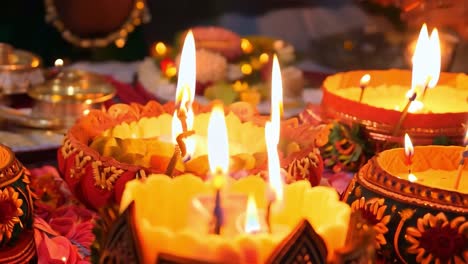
{"left": 408, "top": 173, "right": 418, "bottom": 182}
{"left": 82, "top": 109, "right": 90, "bottom": 116}
{"left": 259, "top": 53, "right": 269, "bottom": 64}
{"left": 404, "top": 133, "right": 414, "bottom": 158}
{"left": 155, "top": 42, "right": 167, "bottom": 56}
{"left": 244, "top": 194, "right": 261, "bottom": 233}
{"left": 136, "top": 1, "right": 145, "bottom": 9}
{"left": 115, "top": 38, "right": 126, "bottom": 48}
{"left": 208, "top": 105, "right": 229, "bottom": 188}
{"left": 31, "top": 58, "right": 40, "bottom": 67}
{"left": 165, "top": 66, "right": 177, "bottom": 78}
{"left": 241, "top": 38, "right": 253, "bottom": 54}
{"left": 54, "top": 58, "right": 64, "bottom": 67}
{"left": 360, "top": 74, "right": 371, "bottom": 86}
{"left": 241, "top": 63, "right": 253, "bottom": 75}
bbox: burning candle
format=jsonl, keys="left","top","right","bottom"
{"left": 404, "top": 133, "right": 414, "bottom": 174}
{"left": 358, "top": 74, "right": 370, "bottom": 102}
{"left": 166, "top": 31, "right": 197, "bottom": 174}
{"left": 265, "top": 54, "right": 284, "bottom": 233}
{"left": 393, "top": 24, "right": 441, "bottom": 135}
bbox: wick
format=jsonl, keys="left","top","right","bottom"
{"left": 165, "top": 130, "right": 195, "bottom": 177}
{"left": 265, "top": 199, "right": 273, "bottom": 234}
{"left": 177, "top": 107, "right": 188, "bottom": 133}
{"left": 211, "top": 188, "right": 224, "bottom": 235}
{"left": 358, "top": 84, "right": 366, "bottom": 102}
{"left": 420, "top": 77, "right": 432, "bottom": 102}
{"left": 393, "top": 92, "right": 417, "bottom": 136}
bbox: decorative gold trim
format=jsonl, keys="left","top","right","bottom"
{"left": 356, "top": 159, "right": 468, "bottom": 214}
{"left": 44, "top": 0, "right": 151, "bottom": 48}
{"left": 92, "top": 161, "right": 124, "bottom": 190}
{"left": 61, "top": 137, "right": 77, "bottom": 159}
{"left": 70, "top": 151, "right": 92, "bottom": 180}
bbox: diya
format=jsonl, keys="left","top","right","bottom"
{"left": 0, "top": 144, "right": 36, "bottom": 264}
{"left": 57, "top": 37, "right": 327, "bottom": 210}
{"left": 343, "top": 144, "right": 467, "bottom": 263}
{"left": 98, "top": 103, "right": 374, "bottom": 264}
{"left": 321, "top": 24, "right": 467, "bottom": 149}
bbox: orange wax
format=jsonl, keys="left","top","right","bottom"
{"left": 397, "top": 169, "right": 467, "bottom": 193}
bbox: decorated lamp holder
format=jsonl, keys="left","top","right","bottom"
{"left": 342, "top": 146, "right": 468, "bottom": 263}
{"left": 321, "top": 69, "right": 467, "bottom": 151}
{"left": 57, "top": 101, "right": 327, "bottom": 211}
{"left": 98, "top": 202, "right": 375, "bottom": 264}
{"left": 0, "top": 144, "right": 36, "bottom": 264}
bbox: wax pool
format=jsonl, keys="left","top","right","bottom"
{"left": 377, "top": 145, "right": 467, "bottom": 193}
{"left": 397, "top": 169, "right": 467, "bottom": 193}
{"left": 120, "top": 174, "right": 351, "bottom": 264}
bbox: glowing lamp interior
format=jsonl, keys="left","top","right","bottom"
{"left": 244, "top": 194, "right": 261, "bottom": 233}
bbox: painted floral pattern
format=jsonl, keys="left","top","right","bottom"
{"left": 0, "top": 186, "right": 23, "bottom": 243}
{"left": 405, "top": 212, "right": 467, "bottom": 264}
{"left": 351, "top": 197, "right": 391, "bottom": 249}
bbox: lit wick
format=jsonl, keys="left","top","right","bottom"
{"left": 454, "top": 130, "right": 468, "bottom": 190}
{"left": 358, "top": 74, "right": 370, "bottom": 102}
{"left": 420, "top": 28, "right": 441, "bottom": 102}
{"left": 404, "top": 133, "right": 414, "bottom": 174}
{"left": 393, "top": 91, "right": 417, "bottom": 136}
{"left": 165, "top": 131, "right": 194, "bottom": 177}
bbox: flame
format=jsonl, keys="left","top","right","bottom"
{"left": 172, "top": 30, "right": 196, "bottom": 156}
{"left": 404, "top": 133, "right": 414, "bottom": 158}
{"left": 271, "top": 54, "right": 283, "bottom": 138}
{"left": 410, "top": 24, "right": 441, "bottom": 94}
{"left": 208, "top": 105, "right": 229, "bottom": 188}
{"left": 360, "top": 74, "right": 371, "bottom": 86}
{"left": 244, "top": 194, "right": 261, "bottom": 233}
{"left": 266, "top": 54, "right": 284, "bottom": 202}
{"left": 175, "top": 30, "right": 196, "bottom": 107}
{"left": 54, "top": 59, "right": 64, "bottom": 67}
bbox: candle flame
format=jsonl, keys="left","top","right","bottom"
{"left": 266, "top": 54, "right": 284, "bottom": 202}
{"left": 360, "top": 74, "right": 371, "bottom": 86}
{"left": 172, "top": 30, "right": 196, "bottom": 156}
{"left": 175, "top": 30, "right": 196, "bottom": 107}
{"left": 208, "top": 105, "right": 229, "bottom": 188}
{"left": 271, "top": 54, "right": 283, "bottom": 142}
{"left": 410, "top": 24, "right": 441, "bottom": 95}
{"left": 408, "top": 173, "right": 418, "bottom": 182}
{"left": 404, "top": 133, "right": 414, "bottom": 158}
{"left": 244, "top": 194, "right": 261, "bottom": 233}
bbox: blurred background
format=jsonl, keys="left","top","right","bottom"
{"left": 0, "top": 0, "right": 467, "bottom": 71}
